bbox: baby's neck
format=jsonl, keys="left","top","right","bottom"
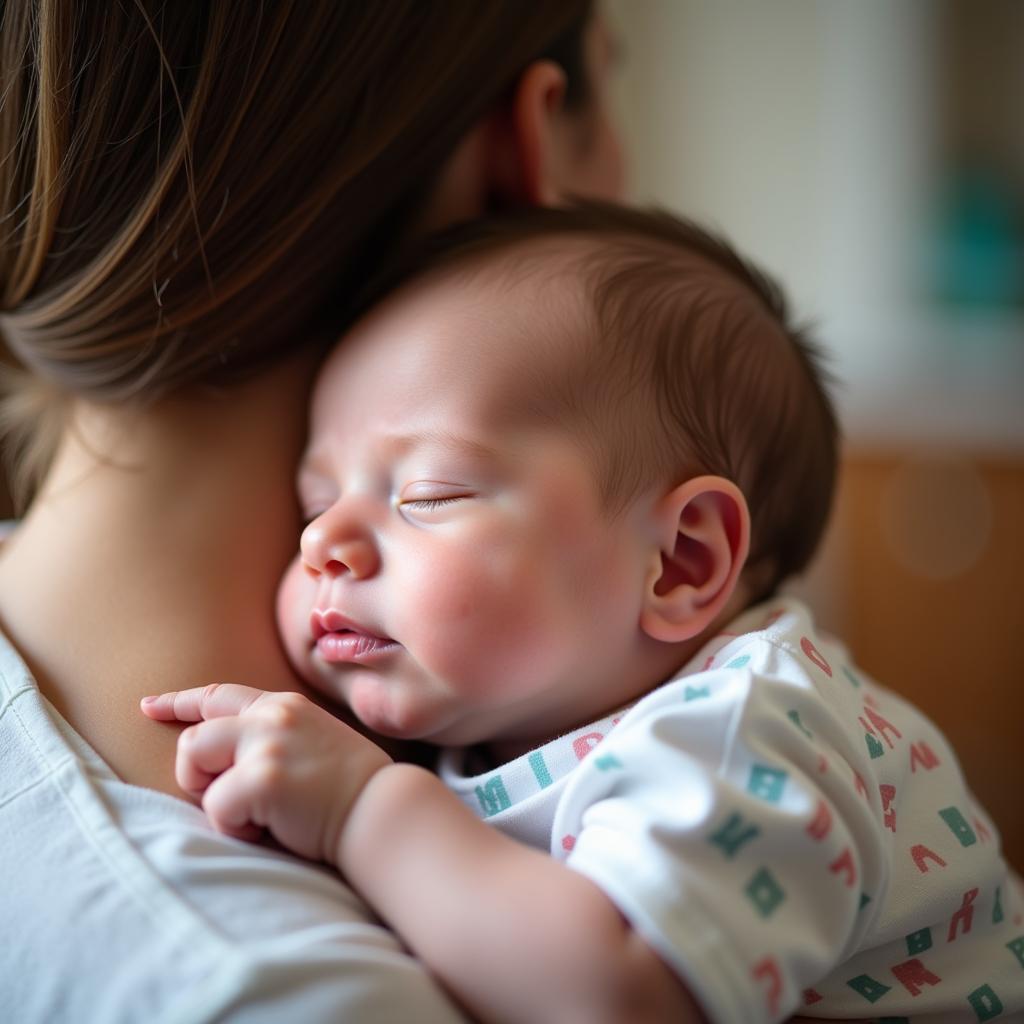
{"left": 478, "top": 651, "right": 697, "bottom": 767}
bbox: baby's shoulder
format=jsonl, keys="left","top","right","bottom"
{"left": 655, "top": 597, "right": 858, "bottom": 701}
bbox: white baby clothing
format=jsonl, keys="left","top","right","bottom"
{"left": 439, "top": 599, "right": 1024, "bottom": 1023}
{"left": 0, "top": 628, "right": 466, "bottom": 1024}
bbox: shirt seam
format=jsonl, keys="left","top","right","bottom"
{"left": 0, "top": 657, "right": 313, "bottom": 1020}
{"left": 0, "top": 750, "right": 75, "bottom": 810}
{"left": 0, "top": 658, "right": 238, "bottom": 947}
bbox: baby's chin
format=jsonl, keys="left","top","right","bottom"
{"left": 344, "top": 674, "right": 435, "bottom": 739}
{"left": 297, "top": 657, "right": 497, "bottom": 750}
{"left": 340, "top": 672, "right": 489, "bottom": 751}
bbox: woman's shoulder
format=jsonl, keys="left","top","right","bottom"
{"left": 0, "top": 631, "right": 464, "bottom": 1022}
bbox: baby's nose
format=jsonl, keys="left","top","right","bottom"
{"left": 300, "top": 512, "right": 379, "bottom": 580}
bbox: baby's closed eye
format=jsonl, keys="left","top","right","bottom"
{"left": 398, "top": 486, "right": 476, "bottom": 520}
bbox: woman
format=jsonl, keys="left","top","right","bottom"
{"left": 0, "top": 3, "right": 623, "bottom": 1018}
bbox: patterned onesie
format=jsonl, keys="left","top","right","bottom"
{"left": 438, "top": 599, "right": 1024, "bottom": 1023}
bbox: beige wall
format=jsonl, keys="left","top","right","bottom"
{"left": 606, "top": 0, "right": 1023, "bottom": 451}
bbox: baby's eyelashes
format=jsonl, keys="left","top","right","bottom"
{"left": 295, "top": 482, "right": 479, "bottom": 532}
{"left": 401, "top": 496, "right": 467, "bottom": 510}
{"left": 397, "top": 485, "right": 477, "bottom": 521}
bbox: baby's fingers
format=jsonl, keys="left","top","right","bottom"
{"left": 141, "top": 683, "right": 268, "bottom": 723}
{"left": 175, "top": 717, "right": 245, "bottom": 797}
{"left": 201, "top": 769, "right": 266, "bottom": 843}
{"left": 204, "top": 761, "right": 326, "bottom": 861}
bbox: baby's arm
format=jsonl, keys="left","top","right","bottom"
{"left": 341, "top": 761, "right": 705, "bottom": 1024}
{"left": 142, "top": 685, "right": 707, "bottom": 1024}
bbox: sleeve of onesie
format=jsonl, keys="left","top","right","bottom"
{"left": 552, "top": 627, "right": 890, "bottom": 1024}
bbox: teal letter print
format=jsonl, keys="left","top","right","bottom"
{"left": 905, "top": 927, "right": 933, "bottom": 956}
{"left": 527, "top": 752, "right": 553, "bottom": 790}
{"left": 967, "top": 983, "right": 1004, "bottom": 1021}
{"left": 475, "top": 776, "right": 512, "bottom": 817}
{"left": 787, "top": 709, "right": 813, "bottom": 739}
{"left": 865, "top": 732, "right": 885, "bottom": 759}
{"left": 708, "top": 812, "right": 761, "bottom": 859}
{"left": 939, "top": 807, "right": 978, "bottom": 848}
{"left": 846, "top": 974, "right": 892, "bottom": 1004}
{"left": 748, "top": 764, "right": 787, "bottom": 804}
{"left": 745, "top": 867, "right": 785, "bottom": 918}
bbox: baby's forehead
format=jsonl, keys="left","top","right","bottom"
{"left": 312, "top": 243, "right": 589, "bottom": 431}
{"left": 379, "top": 239, "right": 597, "bottom": 372}
{"left": 416, "top": 231, "right": 750, "bottom": 332}
{"left": 321, "top": 227, "right": 765, "bottom": 435}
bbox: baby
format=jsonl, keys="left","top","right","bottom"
{"left": 143, "top": 203, "right": 1024, "bottom": 1024}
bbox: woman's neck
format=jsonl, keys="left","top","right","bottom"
{"left": 0, "top": 356, "right": 320, "bottom": 798}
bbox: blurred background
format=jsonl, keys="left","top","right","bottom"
{"left": 608, "top": 0, "right": 1023, "bottom": 869}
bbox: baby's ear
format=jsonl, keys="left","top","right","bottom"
{"left": 640, "top": 476, "right": 751, "bottom": 643}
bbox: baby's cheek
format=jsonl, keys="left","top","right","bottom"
{"left": 407, "top": 545, "right": 563, "bottom": 693}
{"left": 275, "top": 555, "right": 316, "bottom": 681}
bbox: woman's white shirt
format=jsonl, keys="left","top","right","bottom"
{"left": 0, "top": 628, "right": 464, "bottom": 1023}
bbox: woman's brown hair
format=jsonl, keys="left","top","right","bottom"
{"left": 0, "top": 0, "right": 591, "bottom": 507}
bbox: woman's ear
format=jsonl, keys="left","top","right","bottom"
{"left": 484, "top": 59, "right": 568, "bottom": 207}
{"left": 411, "top": 60, "right": 567, "bottom": 231}
{"left": 640, "top": 476, "right": 751, "bottom": 643}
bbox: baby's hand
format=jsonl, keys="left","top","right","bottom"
{"left": 140, "top": 684, "right": 392, "bottom": 865}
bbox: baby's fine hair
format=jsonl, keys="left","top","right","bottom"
{"left": 365, "top": 202, "right": 839, "bottom": 599}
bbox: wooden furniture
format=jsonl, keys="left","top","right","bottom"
{"left": 799, "top": 451, "right": 1024, "bottom": 872}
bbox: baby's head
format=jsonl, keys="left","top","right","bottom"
{"left": 278, "top": 202, "right": 837, "bottom": 754}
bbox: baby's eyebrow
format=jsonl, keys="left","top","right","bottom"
{"left": 385, "top": 429, "right": 502, "bottom": 463}
{"left": 296, "top": 431, "right": 502, "bottom": 484}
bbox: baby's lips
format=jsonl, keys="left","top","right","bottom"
{"left": 310, "top": 607, "right": 392, "bottom": 643}
{"left": 310, "top": 610, "right": 328, "bottom": 641}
